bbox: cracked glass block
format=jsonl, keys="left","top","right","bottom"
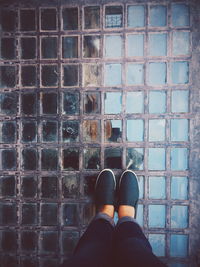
{"left": 22, "top": 121, "right": 37, "bottom": 142}
{"left": 127, "top": 63, "right": 144, "bottom": 85}
{"left": 172, "top": 90, "right": 189, "bottom": 113}
{"left": 171, "top": 177, "right": 188, "bottom": 200}
{"left": 149, "top": 5, "right": 167, "bottom": 27}
{"left": 62, "top": 36, "right": 78, "bottom": 58}
{"left": 21, "top": 93, "right": 36, "bottom": 115}
{"left": 1, "top": 10, "right": 17, "bottom": 31}
{"left": 148, "top": 148, "right": 165, "bottom": 170}
{"left": 149, "top": 33, "right": 167, "bottom": 56}
{"left": 41, "top": 37, "right": 57, "bottom": 59}
{"left": 171, "top": 148, "right": 188, "bottom": 171}
{"left": 83, "top": 92, "right": 100, "bottom": 114}
{"left": 20, "top": 9, "right": 36, "bottom": 31}
{"left": 170, "top": 235, "right": 188, "bottom": 257}
{"left": 0, "top": 38, "right": 16, "bottom": 60}
{"left": 42, "top": 92, "right": 57, "bottom": 115}
{"left": 83, "top": 120, "right": 100, "bottom": 143}
{"left": 127, "top": 120, "right": 144, "bottom": 142}
{"left": 105, "top": 35, "right": 122, "bottom": 58}
{"left": 149, "top": 62, "right": 167, "bottom": 85}
{"left": 84, "top": 6, "right": 100, "bottom": 29}
{"left": 22, "top": 148, "right": 37, "bottom": 170}
{"left": 171, "top": 61, "right": 189, "bottom": 84}
{"left": 62, "top": 7, "right": 78, "bottom": 30}
{"left": 172, "top": 4, "right": 190, "bottom": 27}
{"left": 41, "top": 8, "right": 57, "bottom": 31}
{"left": 171, "top": 205, "right": 188, "bottom": 228}
{"left": 63, "top": 65, "right": 78, "bottom": 86}
{"left": 84, "top": 36, "right": 100, "bottom": 58}
{"left": 149, "top": 91, "right": 166, "bottom": 113}
{"left": 1, "top": 149, "right": 16, "bottom": 170}
{"left": 42, "top": 121, "right": 58, "bottom": 142}
{"left": 83, "top": 64, "right": 101, "bottom": 87}
{"left": 1, "top": 121, "right": 16, "bottom": 143}
{"left": 40, "top": 231, "right": 58, "bottom": 253}
{"left": 41, "top": 176, "right": 57, "bottom": 199}
{"left": 105, "top": 6, "right": 123, "bottom": 28}
{"left": 149, "top": 177, "right": 166, "bottom": 199}
{"left": 149, "top": 119, "right": 166, "bottom": 141}
{"left": 41, "top": 203, "right": 58, "bottom": 226}
{"left": 104, "top": 147, "right": 122, "bottom": 169}
{"left": 126, "top": 92, "right": 143, "bottom": 113}
{"left": 127, "top": 34, "right": 144, "bottom": 57}
{"left": 62, "top": 203, "right": 79, "bottom": 226}
{"left": 171, "top": 119, "right": 188, "bottom": 141}
{"left": 105, "top": 92, "right": 122, "bottom": 114}
{"left": 0, "top": 176, "right": 15, "bottom": 197}
{"left": 21, "top": 65, "right": 36, "bottom": 87}
{"left": 0, "top": 66, "right": 16, "bottom": 88}
{"left": 2, "top": 230, "right": 17, "bottom": 252}
{"left": 173, "top": 32, "right": 190, "bottom": 56}
{"left": 41, "top": 65, "right": 58, "bottom": 87}
{"left": 21, "top": 176, "right": 37, "bottom": 198}
{"left": 105, "top": 63, "right": 122, "bottom": 86}
{"left": 0, "top": 203, "right": 17, "bottom": 225}
{"left": 21, "top": 37, "right": 36, "bottom": 59}
{"left": 136, "top": 204, "right": 143, "bottom": 226}
{"left": 126, "top": 148, "right": 144, "bottom": 170}
{"left": 83, "top": 148, "right": 100, "bottom": 169}
{"left": 22, "top": 203, "right": 37, "bottom": 225}
{"left": 62, "top": 231, "right": 79, "bottom": 255}
{"left": 62, "top": 121, "right": 79, "bottom": 142}
{"left": 105, "top": 120, "right": 122, "bottom": 142}
{"left": 41, "top": 148, "right": 58, "bottom": 171}
{"left": 63, "top": 92, "right": 79, "bottom": 115}
{"left": 0, "top": 92, "right": 18, "bottom": 116}
{"left": 62, "top": 175, "right": 79, "bottom": 198}
{"left": 63, "top": 148, "right": 79, "bottom": 170}
{"left": 149, "top": 234, "right": 165, "bottom": 257}
{"left": 21, "top": 231, "right": 37, "bottom": 252}
{"left": 149, "top": 205, "right": 166, "bottom": 228}
{"left": 127, "top": 5, "right": 145, "bottom": 28}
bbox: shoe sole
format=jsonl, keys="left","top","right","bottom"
{"left": 95, "top": 168, "right": 116, "bottom": 190}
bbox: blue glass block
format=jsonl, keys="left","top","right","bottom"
{"left": 149, "top": 234, "right": 165, "bottom": 256}
{"left": 149, "top": 91, "right": 166, "bottom": 113}
{"left": 127, "top": 5, "right": 145, "bottom": 27}
{"left": 149, "top": 205, "right": 166, "bottom": 228}
{"left": 173, "top": 32, "right": 190, "bottom": 56}
{"left": 127, "top": 34, "right": 144, "bottom": 57}
{"left": 170, "top": 235, "right": 188, "bottom": 258}
{"left": 149, "top": 33, "right": 167, "bottom": 56}
{"left": 149, "top": 63, "right": 167, "bottom": 85}
{"left": 105, "top": 64, "right": 122, "bottom": 86}
{"left": 171, "top": 90, "right": 189, "bottom": 113}
{"left": 127, "top": 119, "right": 144, "bottom": 141}
{"left": 126, "top": 148, "right": 144, "bottom": 170}
{"left": 171, "top": 62, "right": 189, "bottom": 84}
{"left": 171, "top": 205, "right": 188, "bottom": 228}
{"left": 127, "top": 64, "right": 144, "bottom": 85}
{"left": 105, "top": 35, "right": 122, "bottom": 58}
{"left": 171, "top": 148, "right": 188, "bottom": 171}
{"left": 171, "top": 119, "right": 188, "bottom": 141}
{"left": 126, "top": 92, "right": 144, "bottom": 113}
{"left": 148, "top": 148, "right": 165, "bottom": 170}
{"left": 149, "top": 6, "right": 167, "bottom": 27}
{"left": 104, "top": 92, "right": 122, "bottom": 114}
{"left": 172, "top": 4, "right": 190, "bottom": 27}
{"left": 149, "top": 119, "right": 165, "bottom": 141}
{"left": 149, "top": 177, "right": 166, "bottom": 199}
{"left": 171, "top": 177, "right": 188, "bottom": 200}
{"left": 138, "top": 176, "right": 144, "bottom": 199}
{"left": 136, "top": 204, "right": 143, "bottom": 226}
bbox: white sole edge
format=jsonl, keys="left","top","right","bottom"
{"left": 95, "top": 169, "right": 116, "bottom": 190}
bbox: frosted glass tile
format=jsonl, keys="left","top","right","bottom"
{"left": 149, "top": 177, "right": 166, "bottom": 199}
{"left": 126, "top": 92, "right": 144, "bottom": 114}
{"left": 172, "top": 4, "right": 190, "bottom": 27}
{"left": 127, "top": 64, "right": 144, "bottom": 85}
{"left": 173, "top": 32, "right": 190, "bottom": 56}
{"left": 148, "top": 148, "right": 165, "bottom": 170}
{"left": 105, "top": 64, "right": 122, "bottom": 86}
{"left": 171, "top": 91, "right": 189, "bottom": 113}
{"left": 171, "top": 177, "right": 188, "bottom": 200}
{"left": 171, "top": 205, "right": 188, "bottom": 228}
{"left": 171, "top": 62, "right": 189, "bottom": 84}
{"left": 149, "top": 6, "right": 167, "bottom": 27}
{"left": 126, "top": 148, "right": 144, "bottom": 170}
{"left": 149, "top": 205, "right": 166, "bottom": 228}
{"left": 171, "top": 119, "right": 188, "bottom": 141}
{"left": 138, "top": 176, "right": 144, "bottom": 199}
{"left": 127, "top": 119, "right": 144, "bottom": 141}
{"left": 149, "top": 234, "right": 165, "bottom": 256}
{"left": 127, "top": 5, "right": 145, "bottom": 28}
{"left": 149, "top": 33, "right": 167, "bottom": 56}
{"left": 149, "top": 119, "right": 165, "bottom": 141}
{"left": 104, "top": 92, "right": 122, "bottom": 114}
{"left": 136, "top": 204, "right": 143, "bottom": 226}
{"left": 171, "top": 148, "right": 188, "bottom": 171}
{"left": 105, "top": 35, "right": 122, "bottom": 58}
{"left": 149, "top": 91, "right": 166, "bottom": 113}
{"left": 127, "top": 34, "right": 144, "bottom": 57}
{"left": 149, "top": 62, "right": 167, "bottom": 85}
{"left": 170, "top": 235, "right": 188, "bottom": 257}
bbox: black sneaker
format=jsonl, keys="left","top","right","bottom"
{"left": 95, "top": 169, "right": 116, "bottom": 208}
{"left": 118, "top": 170, "right": 139, "bottom": 218}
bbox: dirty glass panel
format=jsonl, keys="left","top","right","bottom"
{"left": 63, "top": 65, "right": 78, "bottom": 87}
{"left": 21, "top": 176, "right": 37, "bottom": 198}
{"left": 83, "top": 64, "right": 101, "bottom": 87}
{"left": 149, "top": 119, "right": 165, "bottom": 141}
{"left": 62, "top": 8, "right": 78, "bottom": 30}
{"left": 62, "top": 231, "right": 79, "bottom": 254}
{"left": 171, "top": 119, "right": 188, "bottom": 141}
{"left": 105, "top": 120, "right": 122, "bottom": 142}
{"left": 1, "top": 121, "right": 16, "bottom": 143}
{"left": 42, "top": 92, "right": 57, "bottom": 115}
{"left": 149, "top": 33, "right": 167, "bottom": 56}
{"left": 127, "top": 34, "right": 144, "bottom": 57}
{"left": 1, "top": 149, "right": 17, "bottom": 170}
{"left": 41, "top": 148, "right": 58, "bottom": 171}
{"left": 138, "top": 176, "right": 144, "bottom": 199}
{"left": 136, "top": 204, "right": 143, "bottom": 226}
{"left": 0, "top": 38, "right": 16, "bottom": 60}
{"left": 41, "top": 65, "right": 58, "bottom": 87}
{"left": 171, "top": 148, "right": 188, "bottom": 171}
{"left": 148, "top": 148, "right": 165, "bottom": 170}
{"left": 126, "top": 92, "right": 144, "bottom": 114}
{"left": 149, "top": 62, "right": 167, "bottom": 85}
{"left": 0, "top": 66, "right": 16, "bottom": 88}
{"left": 171, "top": 90, "right": 189, "bottom": 113}
{"left": 127, "top": 119, "right": 144, "bottom": 142}
{"left": 127, "top": 64, "right": 144, "bottom": 85}
{"left": 171, "top": 177, "right": 188, "bottom": 200}
{"left": 171, "top": 206, "right": 188, "bottom": 228}
{"left": 0, "top": 92, "right": 18, "bottom": 116}
{"left": 62, "top": 121, "right": 79, "bottom": 143}
{"left": 42, "top": 121, "right": 58, "bottom": 142}
{"left": 63, "top": 148, "right": 79, "bottom": 170}
{"left": 84, "top": 6, "right": 100, "bottom": 29}
{"left": 149, "top": 234, "right": 165, "bottom": 256}
{"left": 21, "top": 37, "right": 36, "bottom": 60}
{"left": 127, "top": 5, "right": 145, "bottom": 28}
{"left": 40, "top": 231, "right": 58, "bottom": 253}
{"left": 62, "top": 203, "right": 79, "bottom": 226}
{"left": 149, "top": 205, "right": 166, "bottom": 228}
{"left": 21, "top": 93, "right": 36, "bottom": 116}
{"left": 41, "top": 37, "right": 57, "bottom": 59}
{"left": 104, "top": 92, "right": 122, "bottom": 114}
{"left": 62, "top": 36, "right": 78, "bottom": 58}
{"left": 126, "top": 148, "right": 144, "bottom": 170}
{"left": 149, "top": 177, "right": 166, "bottom": 199}
{"left": 20, "top": 9, "right": 36, "bottom": 31}
{"left": 0, "top": 203, "right": 17, "bottom": 225}
{"left": 170, "top": 235, "right": 188, "bottom": 257}
{"left": 105, "top": 35, "right": 122, "bottom": 58}
{"left": 172, "top": 4, "right": 190, "bottom": 27}
{"left": 171, "top": 61, "right": 189, "bottom": 84}
{"left": 1, "top": 10, "right": 17, "bottom": 31}
{"left": 172, "top": 32, "right": 190, "bottom": 56}
{"left": 83, "top": 148, "right": 100, "bottom": 169}
{"left": 105, "top": 63, "right": 122, "bottom": 86}
{"left": 83, "top": 120, "right": 100, "bottom": 143}
{"left": 21, "top": 65, "right": 36, "bottom": 87}
{"left": 84, "top": 36, "right": 100, "bottom": 58}
{"left": 22, "top": 121, "right": 37, "bottom": 142}
{"left": 22, "top": 148, "right": 37, "bottom": 171}
{"left": 22, "top": 203, "right": 37, "bottom": 225}
{"left": 41, "top": 8, "right": 57, "bottom": 31}
{"left": 41, "top": 203, "right": 58, "bottom": 226}
{"left": 63, "top": 92, "right": 79, "bottom": 115}
{"left": 62, "top": 175, "right": 79, "bottom": 198}
{"left": 41, "top": 177, "right": 57, "bottom": 198}
{"left": 149, "top": 5, "right": 167, "bottom": 27}
{"left": 105, "top": 6, "right": 123, "bottom": 28}
{"left": 104, "top": 147, "right": 122, "bottom": 169}
{"left": 83, "top": 92, "right": 100, "bottom": 114}
{"left": 149, "top": 91, "right": 166, "bottom": 113}
{"left": 0, "top": 176, "right": 15, "bottom": 197}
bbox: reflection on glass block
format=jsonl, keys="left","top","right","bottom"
{"left": 1, "top": 38, "right": 16, "bottom": 60}
{"left": 83, "top": 92, "right": 100, "bottom": 114}
{"left": 83, "top": 148, "right": 100, "bottom": 169}
{"left": 83, "top": 120, "right": 100, "bottom": 143}
{"left": 104, "top": 147, "right": 122, "bottom": 169}
{"left": 62, "top": 36, "right": 78, "bottom": 58}
{"left": 138, "top": 176, "right": 144, "bottom": 199}
{"left": 149, "top": 119, "right": 166, "bottom": 141}
{"left": 149, "top": 91, "right": 166, "bottom": 113}
{"left": 105, "top": 64, "right": 122, "bottom": 86}
{"left": 149, "top": 5, "right": 167, "bottom": 27}
{"left": 21, "top": 176, "right": 37, "bottom": 198}
{"left": 126, "top": 148, "right": 144, "bottom": 170}
{"left": 171, "top": 205, "right": 188, "bottom": 228}
{"left": 41, "top": 203, "right": 58, "bottom": 226}
{"left": 0, "top": 66, "right": 16, "bottom": 88}
{"left": 63, "top": 148, "right": 79, "bottom": 170}
{"left": 62, "top": 175, "right": 79, "bottom": 198}
{"left": 105, "top": 35, "right": 122, "bottom": 58}
{"left": 127, "top": 5, "right": 145, "bottom": 28}
{"left": 126, "top": 92, "right": 143, "bottom": 113}
{"left": 136, "top": 204, "right": 143, "bottom": 226}
{"left": 105, "top": 120, "right": 122, "bottom": 142}
{"left": 149, "top": 205, "right": 166, "bottom": 228}
{"left": 42, "top": 92, "right": 57, "bottom": 114}
{"left": 41, "top": 65, "right": 58, "bottom": 87}
{"left": 171, "top": 119, "right": 188, "bottom": 141}
{"left": 171, "top": 148, "right": 188, "bottom": 171}
{"left": 84, "top": 36, "right": 100, "bottom": 58}
{"left": 22, "top": 148, "right": 37, "bottom": 170}
{"left": 127, "top": 120, "right": 144, "bottom": 141}
{"left": 127, "top": 64, "right": 144, "bottom": 85}
{"left": 84, "top": 6, "right": 100, "bottom": 29}
{"left": 1, "top": 121, "right": 16, "bottom": 143}
{"left": 149, "top": 177, "right": 166, "bottom": 199}
{"left": 42, "top": 121, "right": 58, "bottom": 142}
{"left": 172, "top": 4, "right": 190, "bottom": 27}
{"left": 149, "top": 33, "right": 167, "bottom": 56}
{"left": 171, "top": 62, "right": 189, "bottom": 84}
{"left": 41, "top": 37, "right": 57, "bottom": 59}
{"left": 62, "top": 203, "right": 79, "bottom": 226}
{"left": 149, "top": 62, "right": 167, "bottom": 85}
{"left": 105, "top": 6, "right": 123, "bottom": 28}
{"left": 148, "top": 148, "right": 165, "bottom": 170}
{"left": 41, "top": 8, "right": 57, "bottom": 31}
{"left": 21, "top": 65, "right": 36, "bottom": 87}
{"left": 22, "top": 203, "right": 37, "bottom": 225}
{"left": 0, "top": 92, "right": 18, "bottom": 116}
{"left": 2, "top": 149, "right": 16, "bottom": 170}
{"left": 105, "top": 92, "right": 122, "bottom": 114}
{"left": 41, "top": 148, "right": 58, "bottom": 171}
{"left": 149, "top": 234, "right": 165, "bottom": 256}
{"left": 173, "top": 32, "right": 190, "bottom": 56}
{"left": 22, "top": 121, "right": 37, "bottom": 142}
{"left": 63, "top": 65, "right": 78, "bottom": 86}
{"left": 62, "top": 121, "right": 79, "bottom": 142}
{"left": 171, "top": 90, "right": 189, "bottom": 113}
{"left": 171, "top": 177, "right": 188, "bottom": 200}
{"left": 62, "top": 8, "right": 78, "bottom": 30}
{"left": 170, "top": 235, "right": 188, "bottom": 257}
{"left": 21, "top": 37, "right": 36, "bottom": 59}
{"left": 0, "top": 176, "right": 15, "bottom": 197}
{"left": 1, "top": 10, "right": 17, "bottom": 31}
{"left": 41, "top": 177, "right": 57, "bottom": 198}
{"left": 127, "top": 34, "right": 144, "bottom": 57}
{"left": 20, "top": 9, "right": 36, "bottom": 31}
{"left": 84, "top": 64, "right": 101, "bottom": 87}
{"left": 40, "top": 231, "right": 58, "bottom": 253}
{"left": 63, "top": 92, "right": 79, "bottom": 115}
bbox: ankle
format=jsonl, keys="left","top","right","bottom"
{"left": 99, "top": 205, "right": 114, "bottom": 218}
{"left": 118, "top": 205, "right": 135, "bottom": 219}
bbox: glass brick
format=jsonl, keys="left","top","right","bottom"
{"left": 62, "top": 231, "right": 79, "bottom": 255}
{"left": 149, "top": 91, "right": 166, "bottom": 113}
{"left": 84, "top": 36, "right": 100, "bottom": 58}
{"left": 172, "top": 4, "right": 190, "bottom": 27}
{"left": 83, "top": 92, "right": 100, "bottom": 114}
{"left": 62, "top": 203, "right": 79, "bottom": 226}
{"left": 126, "top": 92, "right": 144, "bottom": 113}
{"left": 0, "top": 92, "right": 18, "bottom": 115}
{"left": 83, "top": 64, "right": 101, "bottom": 87}
{"left": 2, "top": 230, "right": 17, "bottom": 252}
{"left": 40, "top": 259, "right": 58, "bottom": 267}
{"left": 171, "top": 61, "right": 189, "bottom": 84}
{"left": 173, "top": 32, "right": 190, "bottom": 56}
{"left": 40, "top": 231, "right": 58, "bottom": 253}
{"left": 105, "top": 35, "right": 122, "bottom": 58}
{"left": 149, "top": 62, "right": 167, "bottom": 85}
{"left": 62, "top": 121, "right": 79, "bottom": 142}
{"left": 105, "top": 6, "right": 123, "bottom": 28}
{"left": 0, "top": 176, "right": 15, "bottom": 197}
{"left": 104, "top": 147, "right": 122, "bottom": 169}
{"left": 127, "top": 119, "right": 144, "bottom": 142}
{"left": 105, "top": 63, "right": 122, "bottom": 86}
{"left": 41, "top": 203, "right": 58, "bottom": 226}
{"left": 82, "top": 120, "right": 100, "bottom": 143}
{"left": 63, "top": 92, "right": 79, "bottom": 115}
{"left": 0, "top": 203, "right": 17, "bottom": 225}
{"left": 21, "top": 93, "right": 36, "bottom": 115}
{"left": 21, "top": 231, "right": 37, "bottom": 252}
{"left": 41, "top": 8, "right": 57, "bottom": 31}
{"left": 41, "top": 176, "right": 57, "bottom": 199}
{"left": 42, "top": 92, "right": 57, "bottom": 114}
{"left": 127, "top": 63, "right": 144, "bottom": 85}
{"left": 22, "top": 148, "right": 37, "bottom": 170}
{"left": 149, "top": 205, "right": 166, "bottom": 228}
{"left": 127, "top": 5, "right": 145, "bottom": 28}
{"left": 171, "top": 148, "right": 188, "bottom": 171}
{"left": 171, "top": 205, "right": 188, "bottom": 228}
{"left": 20, "top": 9, "right": 36, "bottom": 31}
{"left": 21, "top": 176, "right": 37, "bottom": 198}
{"left": 171, "top": 177, "right": 188, "bottom": 200}
{"left": 1, "top": 149, "right": 16, "bottom": 170}
{"left": 138, "top": 176, "right": 144, "bottom": 199}
{"left": 171, "top": 90, "right": 189, "bottom": 113}
{"left": 62, "top": 7, "right": 78, "bottom": 30}
{"left": 21, "top": 37, "right": 36, "bottom": 59}
{"left": 41, "top": 37, "right": 57, "bottom": 59}
{"left": 83, "top": 204, "right": 95, "bottom": 225}
{"left": 63, "top": 148, "right": 79, "bottom": 170}
{"left": 1, "top": 10, "right": 17, "bottom": 31}
{"left": 21, "top": 65, "right": 37, "bottom": 87}
{"left": 127, "top": 34, "right": 144, "bottom": 57}
{"left": 1, "top": 255, "right": 18, "bottom": 267}
{"left": 136, "top": 204, "right": 143, "bottom": 226}
{"left": 126, "top": 148, "right": 144, "bottom": 170}
{"left": 83, "top": 148, "right": 100, "bottom": 169}
{"left": 171, "top": 119, "right": 188, "bottom": 141}
{"left": 1, "top": 121, "right": 16, "bottom": 143}
{"left": 84, "top": 175, "right": 96, "bottom": 197}
{"left": 149, "top": 5, "right": 167, "bottom": 27}
{"left": 104, "top": 92, "right": 122, "bottom": 114}
{"left": 149, "top": 176, "right": 166, "bottom": 199}
{"left": 63, "top": 65, "right": 78, "bottom": 86}
{"left": 41, "top": 148, "right": 58, "bottom": 171}
{"left": 105, "top": 120, "right": 122, "bottom": 143}
{"left": 149, "top": 234, "right": 165, "bottom": 257}
{"left": 170, "top": 235, "right": 188, "bottom": 257}
{"left": 22, "top": 121, "right": 37, "bottom": 142}
{"left": 62, "top": 175, "right": 79, "bottom": 198}
{"left": 149, "top": 33, "right": 167, "bottom": 56}
{"left": 148, "top": 148, "right": 165, "bottom": 170}
{"left": 22, "top": 203, "right": 37, "bottom": 225}
{"left": 0, "top": 66, "right": 16, "bottom": 88}
{"left": 41, "top": 65, "right": 58, "bottom": 87}
{"left": 149, "top": 119, "right": 166, "bottom": 141}
{"left": 62, "top": 36, "right": 78, "bottom": 58}
{"left": 21, "top": 258, "right": 38, "bottom": 267}
{"left": 84, "top": 6, "right": 100, "bottom": 29}
{"left": 0, "top": 38, "right": 16, "bottom": 60}
{"left": 42, "top": 121, "right": 58, "bottom": 142}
